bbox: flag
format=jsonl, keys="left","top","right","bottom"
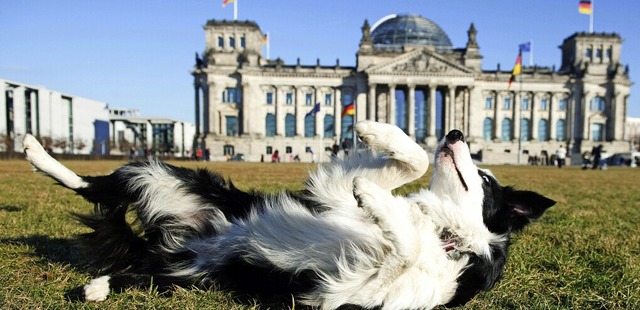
{"left": 519, "top": 42, "right": 531, "bottom": 53}
{"left": 342, "top": 102, "right": 355, "bottom": 117}
{"left": 222, "top": 0, "right": 234, "bottom": 8}
{"left": 508, "top": 50, "right": 522, "bottom": 89}
{"left": 262, "top": 33, "right": 268, "bottom": 45}
{"left": 306, "top": 103, "right": 320, "bottom": 117}
{"left": 579, "top": 0, "right": 592, "bottom": 15}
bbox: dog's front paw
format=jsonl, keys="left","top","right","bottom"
{"left": 84, "top": 275, "right": 111, "bottom": 302}
{"left": 355, "top": 121, "right": 400, "bottom": 153}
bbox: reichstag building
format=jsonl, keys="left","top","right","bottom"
{"left": 192, "top": 14, "right": 631, "bottom": 164}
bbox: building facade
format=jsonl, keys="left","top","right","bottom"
{"left": 1, "top": 78, "right": 111, "bottom": 155}
{"left": 1, "top": 78, "right": 195, "bottom": 157}
{"left": 194, "top": 14, "right": 632, "bottom": 164}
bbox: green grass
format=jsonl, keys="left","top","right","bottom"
{"left": 1, "top": 160, "right": 639, "bottom": 309}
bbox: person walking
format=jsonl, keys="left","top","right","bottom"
{"left": 556, "top": 145, "right": 567, "bottom": 168}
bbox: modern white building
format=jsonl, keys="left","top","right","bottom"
{"left": 109, "top": 108, "right": 196, "bottom": 158}
{"left": 1, "top": 78, "right": 111, "bottom": 155}
{"left": 192, "top": 14, "right": 633, "bottom": 164}
{"left": 1, "top": 78, "right": 195, "bottom": 157}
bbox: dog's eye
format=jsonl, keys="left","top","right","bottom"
{"left": 482, "top": 175, "right": 491, "bottom": 184}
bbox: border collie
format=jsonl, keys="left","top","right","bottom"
{"left": 23, "top": 121, "right": 555, "bottom": 309}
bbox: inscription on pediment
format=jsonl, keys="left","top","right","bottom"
{"left": 389, "top": 53, "right": 460, "bottom": 74}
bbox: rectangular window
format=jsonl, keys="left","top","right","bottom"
{"left": 558, "top": 98, "right": 567, "bottom": 111}
{"left": 285, "top": 92, "right": 293, "bottom": 105}
{"left": 217, "top": 36, "right": 224, "bottom": 48}
{"left": 223, "top": 88, "right": 240, "bottom": 103}
{"left": 305, "top": 93, "right": 313, "bottom": 105}
{"left": 606, "top": 47, "right": 612, "bottom": 60}
{"left": 285, "top": 146, "right": 292, "bottom": 154}
{"left": 325, "top": 94, "right": 332, "bottom": 105}
{"left": 266, "top": 146, "right": 273, "bottom": 154}
{"left": 540, "top": 98, "right": 548, "bottom": 110}
{"left": 485, "top": 97, "right": 492, "bottom": 109}
{"left": 585, "top": 48, "right": 592, "bottom": 58}
{"left": 503, "top": 97, "right": 511, "bottom": 110}
{"left": 266, "top": 92, "right": 273, "bottom": 104}
{"left": 225, "top": 116, "right": 238, "bottom": 136}
{"left": 229, "top": 37, "right": 235, "bottom": 48}
{"left": 240, "top": 36, "right": 246, "bottom": 48}
{"left": 591, "top": 123, "right": 604, "bottom": 142}
{"left": 521, "top": 98, "right": 529, "bottom": 110}
{"left": 596, "top": 48, "right": 602, "bottom": 59}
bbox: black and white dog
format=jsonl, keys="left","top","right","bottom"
{"left": 23, "top": 121, "right": 555, "bottom": 309}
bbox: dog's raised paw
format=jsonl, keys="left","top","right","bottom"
{"left": 84, "top": 275, "right": 111, "bottom": 302}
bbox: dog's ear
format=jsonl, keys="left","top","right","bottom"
{"left": 504, "top": 188, "right": 556, "bottom": 232}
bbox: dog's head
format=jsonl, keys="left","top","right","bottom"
{"left": 430, "top": 129, "right": 556, "bottom": 235}
{"left": 431, "top": 129, "right": 556, "bottom": 306}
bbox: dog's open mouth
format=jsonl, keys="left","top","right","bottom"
{"left": 440, "top": 144, "right": 469, "bottom": 192}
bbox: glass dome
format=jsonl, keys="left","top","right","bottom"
{"left": 371, "top": 14, "right": 453, "bottom": 52}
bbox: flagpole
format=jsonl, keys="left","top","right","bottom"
{"left": 267, "top": 31, "right": 270, "bottom": 60}
{"left": 529, "top": 40, "right": 533, "bottom": 66}
{"left": 589, "top": 0, "right": 594, "bottom": 33}
{"left": 233, "top": 0, "right": 238, "bottom": 20}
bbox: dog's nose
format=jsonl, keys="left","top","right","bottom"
{"left": 445, "top": 130, "right": 464, "bottom": 143}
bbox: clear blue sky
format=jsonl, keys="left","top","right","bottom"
{"left": 2, "top": 0, "right": 639, "bottom": 123}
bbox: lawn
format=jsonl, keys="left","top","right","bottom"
{"left": 0, "top": 159, "right": 638, "bottom": 309}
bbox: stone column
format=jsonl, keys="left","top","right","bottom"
{"left": 388, "top": 84, "right": 396, "bottom": 125}
{"left": 194, "top": 79, "right": 200, "bottom": 136}
{"left": 447, "top": 85, "right": 456, "bottom": 133}
{"left": 295, "top": 87, "right": 304, "bottom": 137}
{"left": 531, "top": 93, "right": 538, "bottom": 141}
{"left": 315, "top": 87, "right": 322, "bottom": 137}
{"left": 334, "top": 87, "right": 342, "bottom": 139}
{"left": 549, "top": 94, "right": 558, "bottom": 141}
{"left": 493, "top": 92, "right": 501, "bottom": 141}
{"left": 276, "top": 86, "right": 284, "bottom": 136}
{"left": 241, "top": 82, "right": 251, "bottom": 136}
{"left": 582, "top": 92, "right": 592, "bottom": 141}
{"left": 407, "top": 84, "right": 416, "bottom": 137}
{"left": 368, "top": 83, "right": 376, "bottom": 121}
{"left": 428, "top": 85, "right": 437, "bottom": 137}
{"left": 514, "top": 91, "right": 521, "bottom": 141}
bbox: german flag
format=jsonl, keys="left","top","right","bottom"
{"left": 579, "top": 0, "right": 592, "bottom": 15}
{"left": 508, "top": 50, "right": 522, "bottom": 89}
{"left": 342, "top": 103, "right": 355, "bottom": 117}
{"left": 262, "top": 33, "right": 268, "bottom": 45}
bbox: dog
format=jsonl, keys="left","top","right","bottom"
{"left": 23, "top": 121, "right": 555, "bottom": 309}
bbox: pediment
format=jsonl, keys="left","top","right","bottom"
{"left": 366, "top": 50, "right": 474, "bottom": 76}
{"left": 589, "top": 111, "right": 608, "bottom": 123}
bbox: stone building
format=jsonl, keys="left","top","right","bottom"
{"left": 192, "top": 14, "right": 632, "bottom": 164}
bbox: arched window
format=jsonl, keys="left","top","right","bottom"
{"left": 324, "top": 114, "right": 335, "bottom": 138}
{"left": 556, "top": 119, "right": 566, "bottom": 141}
{"left": 520, "top": 118, "right": 530, "bottom": 141}
{"left": 501, "top": 118, "right": 512, "bottom": 141}
{"left": 285, "top": 114, "right": 295, "bottom": 137}
{"left": 304, "top": 113, "right": 315, "bottom": 137}
{"left": 483, "top": 117, "right": 493, "bottom": 141}
{"left": 265, "top": 113, "right": 276, "bottom": 137}
{"left": 538, "top": 119, "right": 549, "bottom": 141}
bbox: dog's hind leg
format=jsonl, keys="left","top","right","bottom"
{"left": 351, "top": 176, "right": 419, "bottom": 286}
{"left": 23, "top": 134, "right": 89, "bottom": 190}
{"left": 355, "top": 121, "right": 429, "bottom": 188}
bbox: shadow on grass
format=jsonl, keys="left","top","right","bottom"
{"left": 0, "top": 234, "right": 87, "bottom": 302}
{"left": 0, "top": 205, "right": 24, "bottom": 212}
{"left": 0, "top": 234, "right": 363, "bottom": 308}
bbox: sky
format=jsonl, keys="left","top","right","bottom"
{"left": 2, "top": 0, "right": 640, "bottom": 123}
